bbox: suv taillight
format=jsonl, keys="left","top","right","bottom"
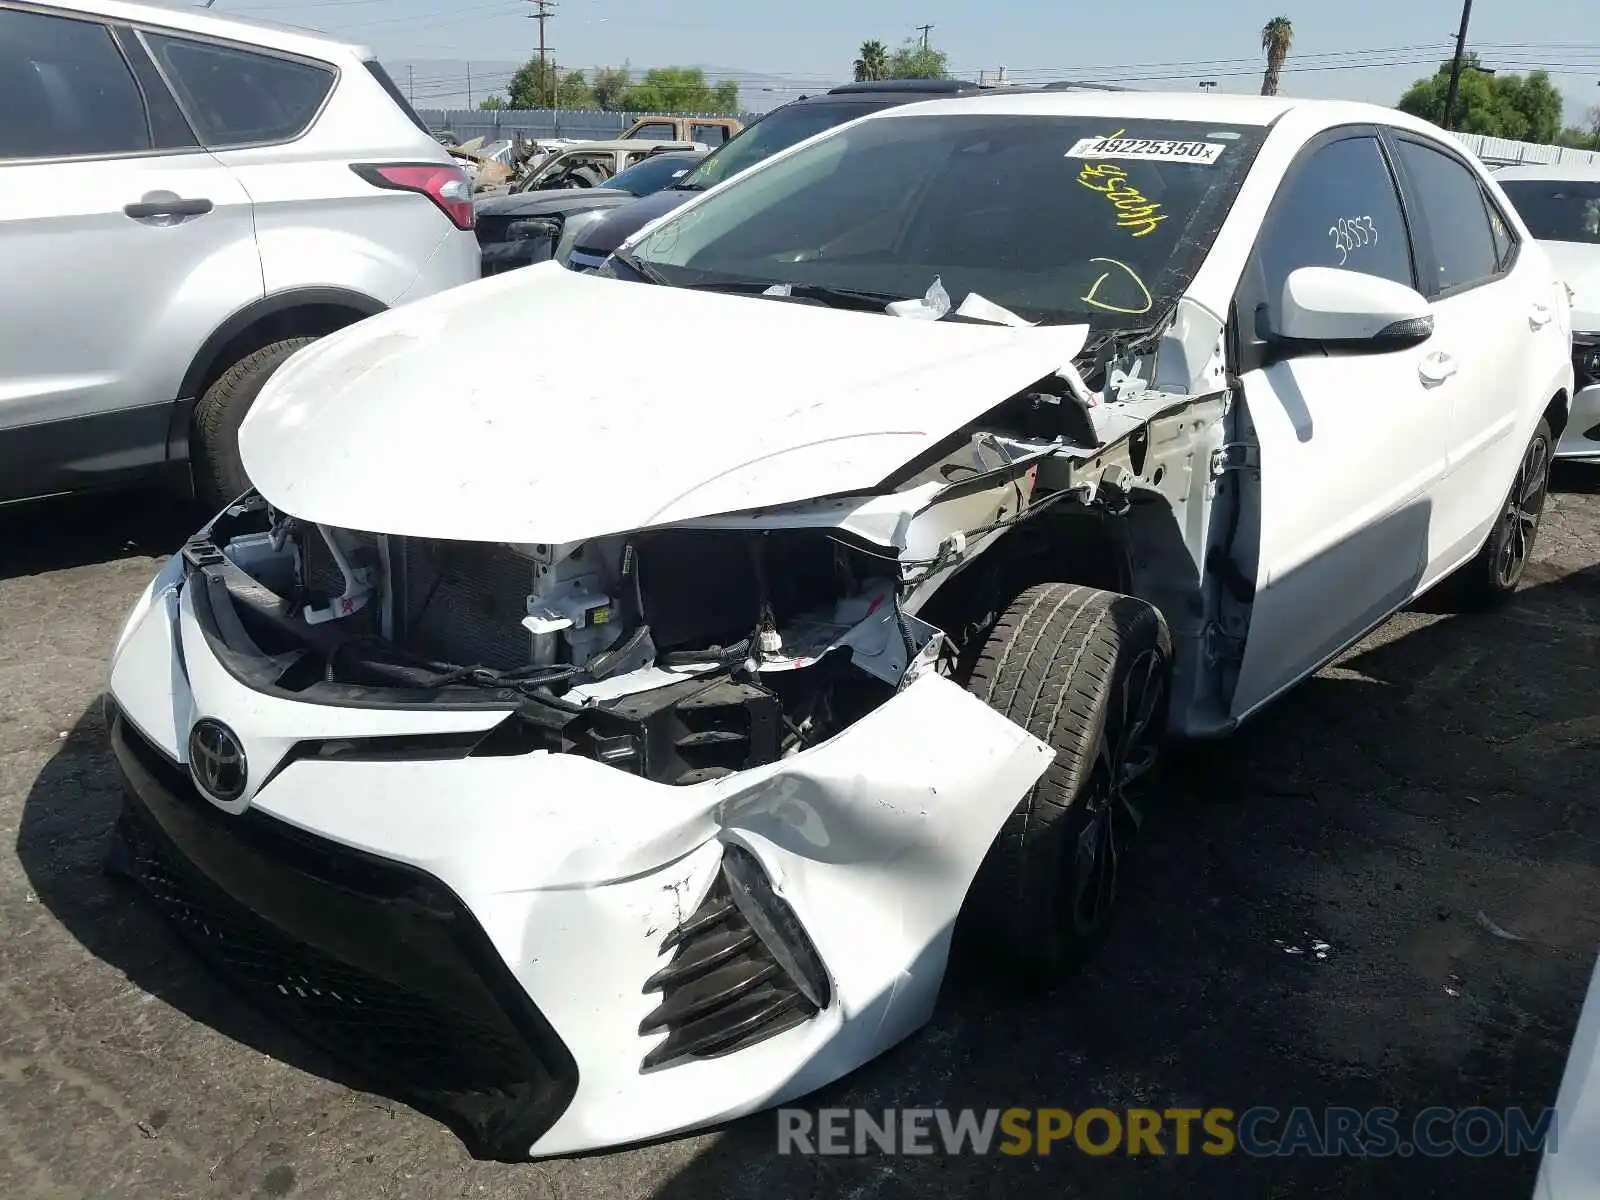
{"left": 350, "top": 163, "right": 474, "bottom": 230}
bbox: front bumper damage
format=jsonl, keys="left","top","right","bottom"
{"left": 105, "top": 559, "right": 1054, "bottom": 1159}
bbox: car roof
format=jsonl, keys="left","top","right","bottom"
{"left": 849, "top": 88, "right": 1422, "bottom": 132}
{"left": 26, "top": 0, "right": 373, "bottom": 59}
{"left": 1494, "top": 162, "right": 1600, "bottom": 183}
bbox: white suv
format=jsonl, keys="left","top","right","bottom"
{"left": 0, "top": 0, "right": 479, "bottom": 510}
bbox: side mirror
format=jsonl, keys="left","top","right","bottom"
{"left": 1262, "top": 266, "right": 1433, "bottom": 350}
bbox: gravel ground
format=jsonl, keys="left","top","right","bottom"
{"left": 2, "top": 475, "right": 1598, "bottom": 1200}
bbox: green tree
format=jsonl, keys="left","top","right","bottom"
{"left": 1260, "top": 16, "right": 1293, "bottom": 97}
{"left": 854, "top": 39, "right": 890, "bottom": 82}
{"left": 592, "top": 64, "right": 632, "bottom": 110}
{"left": 887, "top": 37, "right": 949, "bottom": 80}
{"left": 506, "top": 55, "right": 559, "bottom": 108}
{"left": 621, "top": 66, "right": 739, "bottom": 112}
{"left": 555, "top": 69, "right": 595, "bottom": 109}
{"left": 478, "top": 94, "right": 506, "bottom": 111}
{"left": 1396, "top": 56, "right": 1566, "bottom": 142}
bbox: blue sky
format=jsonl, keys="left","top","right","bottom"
{"left": 217, "top": 0, "right": 1599, "bottom": 122}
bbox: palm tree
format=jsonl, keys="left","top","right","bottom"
{"left": 1260, "top": 16, "right": 1294, "bottom": 96}
{"left": 854, "top": 39, "right": 890, "bottom": 82}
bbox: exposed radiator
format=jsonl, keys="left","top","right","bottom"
{"left": 302, "top": 531, "right": 535, "bottom": 670}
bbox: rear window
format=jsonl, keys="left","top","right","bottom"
{"left": 143, "top": 32, "right": 334, "bottom": 147}
{"left": 1499, "top": 179, "right": 1600, "bottom": 245}
{"left": 365, "top": 59, "right": 430, "bottom": 134}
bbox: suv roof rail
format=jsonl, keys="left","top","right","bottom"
{"left": 825, "top": 79, "right": 985, "bottom": 96}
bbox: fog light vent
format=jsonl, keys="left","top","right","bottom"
{"left": 638, "top": 843, "right": 829, "bottom": 1070}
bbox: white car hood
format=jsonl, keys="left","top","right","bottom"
{"left": 1543, "top": 241, "right": 1600, "bottom": 333}
{"left": 238, "top": 264, "right": 1090, "bottom": 545}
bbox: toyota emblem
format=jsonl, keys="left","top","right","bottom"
{"left": 188, "top": 719, "right": 247, "bottom": 802}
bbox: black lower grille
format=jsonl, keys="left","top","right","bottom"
{"left": 107, "top": 709, "right": 578, "bottom": 1160}
{"left": 639, "top": 844, "right": 828, "bottom": 1070}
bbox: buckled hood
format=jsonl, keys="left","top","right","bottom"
{"left": 238, "top": 263, "right": 1091, "bottom": 544}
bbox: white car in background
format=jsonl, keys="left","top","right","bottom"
{"left": 1497, "top": 165, "right": 1600, "bottom": 461}
{"left": 0, "top": 0, "right": 478, "bottom": 511}
{"left": 105, "top": 91, "right": 1572, "bottom": 1159}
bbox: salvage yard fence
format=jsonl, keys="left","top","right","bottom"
{"left": 1452, "top": 131, "right": 1600, "bottom": 169}
{"left": 417, "top": 107, "right": 757, "bottom": 143}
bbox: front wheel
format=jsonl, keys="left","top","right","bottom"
{"left": 1440, "top": 416, "right": 1553, "bottom": 611}
{"left": 960, "top": 583, "right": 1172, "bottom": 982}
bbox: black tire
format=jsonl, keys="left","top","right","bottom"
{"left": 1439, "top": 416, "right": 1553, "bottom": 612}
{"left": 192, "top": 337, "right": 317, "bottom": 513}
{"left": 961, "top": 583, "right": 1172, "bottom": 982}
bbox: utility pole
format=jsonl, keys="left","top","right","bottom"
{"left": 407, "top": 64, "right": 414, "bottom": 106}
{"left": 466, "top": 62, "right": 473, "bottom": 108}
{"left": 915, "top": 22, "right": 933, "bottom": 51}
{"left": 527, "top": 0, "right": 557, "bottom": 107}
{"left": 1441, "top": 0, "right": 1474, "bottom": 131}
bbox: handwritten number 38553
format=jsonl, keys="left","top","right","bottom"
{"left": 1328, "top": 216, "right": 1378, "bottom": 266}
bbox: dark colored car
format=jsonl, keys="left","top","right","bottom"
{"left": 565, "top": 80, "right": 997, "bottom": 272}
{"left": 476, "top": 150, "right": 707, "bottom": 276}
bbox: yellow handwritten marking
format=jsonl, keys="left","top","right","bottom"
{"left": 1075, "top": 131, "right": 1166, "bottom": 237}
{"left": 1082, "top": 257, "right": 1153, "bottom": 315}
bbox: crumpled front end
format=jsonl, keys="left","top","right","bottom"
{"left": 104, "top": 498, "right": 1056, "bottom": 1158}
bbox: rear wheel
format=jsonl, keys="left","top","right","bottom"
{"left": 1440, "top": 416, "right": 1552, "bottom": 611}
{"left": 192, "top": 337, "right": 316, "bottom": 513}
{"left": 961, "top": 583, "right": 1172, "bottom": 982}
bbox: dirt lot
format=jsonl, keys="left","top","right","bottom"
{"left": 2, "top": 478, "right": 1598, "bottom": 1200}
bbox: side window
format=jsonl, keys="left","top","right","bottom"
{"left": 692, "top": 123, "right": 728, "bottom": 145}
{"left": 0, "top": 9, "right": 151, "bottom": 160}
{"left": 632, "top": 121, "right": 676, "bottom": 142}
{"left": 143, "top": 33, "right": 334, "bottom": 148}
{"left": 1256, "top": 135, "right": 1415, "bottom": 304}
{"left": 1390, "top": 139, "right": 1500, "bottom": 294}
{"left": 1484, "top": 190, "right": 1517, "bottom": 272}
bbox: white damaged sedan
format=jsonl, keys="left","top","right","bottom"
{"left": 105, "top": 91, "right": 1574, "bottom": 1159}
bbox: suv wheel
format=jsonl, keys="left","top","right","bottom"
{"left": 192, "top": 337, "right": 316, "bottom": 512}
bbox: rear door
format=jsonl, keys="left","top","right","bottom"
{"left": 0, "top": 6, "right": 260, "bottom": 499}
{"left": 1227, "top": 129, "right": 1453, "bottom": 718}
{"left": 1384, "top": 132, "right": 1553, "bottom": 568}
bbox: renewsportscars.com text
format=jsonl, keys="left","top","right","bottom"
{"left": 776, "top": 1106, "right": 1556, "bottom": 1158}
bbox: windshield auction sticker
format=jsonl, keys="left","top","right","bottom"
{"left": 1065, "top": 136, "right": 1226, "bottom": 164}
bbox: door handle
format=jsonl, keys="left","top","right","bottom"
{"left": 1418, "top": 350, "right": 1458, "bottom": 387}
{"left": 1528, "top": 303, "right": 1553, "bottom": 329}
{"left": 124, "top": 196, "right": 213, "bottom": 220}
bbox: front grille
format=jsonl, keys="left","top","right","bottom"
{"left": 1575, "top": 340, "right": 1600, "bottom": 391}
{"left": 639, "top": 845, "right": 827, "bottom": 1070}
{"left": 108, "top": 709, "right": 578, "bottom": 1160}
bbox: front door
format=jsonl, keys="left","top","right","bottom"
{"left": 1226, "top": 130, "right": 1454, "bottom": 719}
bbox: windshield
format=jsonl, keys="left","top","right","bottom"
{"left": 630, "top": 113, "right": 1266, "bottom": 326}
{"left": 608, "top": 153, "right": 702, "bottom": 196}
{"left": 677, "top": 101, "right": 888, "bottom": 191}
{"left": 1499, "top": 179, "right": 1600, "bottom": 245}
